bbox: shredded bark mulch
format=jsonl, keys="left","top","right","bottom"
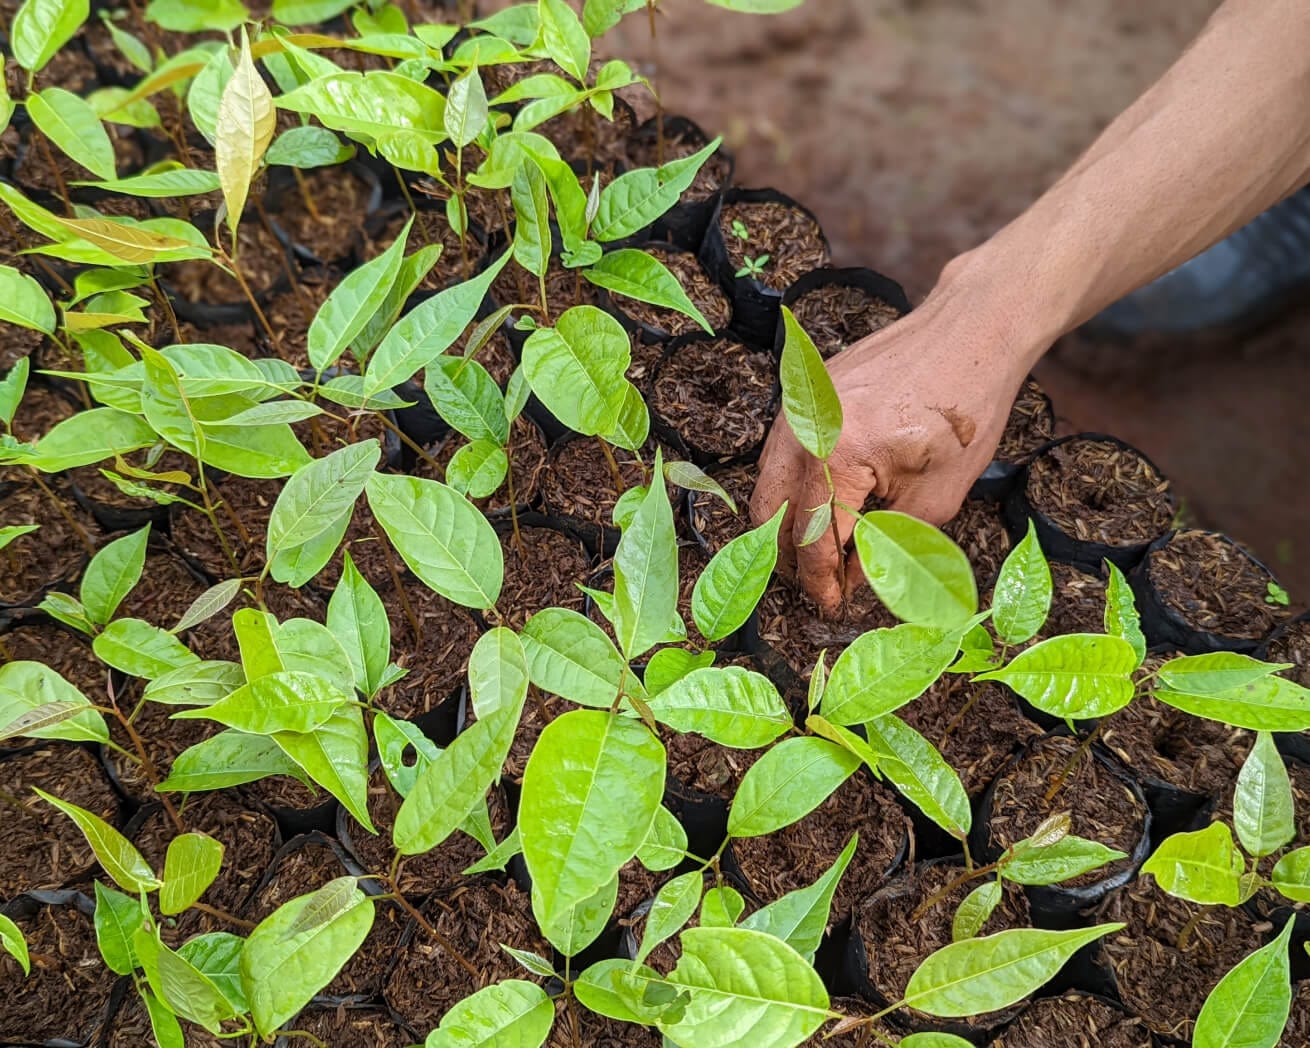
{"left": 652, "top": 338, "right": 777, "bottom": 459}
{"left": 162, "top": 217, "right": 285, "bottom": 307}
{"left": 170, "top": 476, "right": 282, "bottom": 580}
{"left": 538, "top": 439, "right": 647, "bottom": 528}
{"left": 665, "top": 729, "right": 763, "bottom": 801}
{"left": 274, "top": 1007, "right": 417, "bottom": 1048}
{"left": 364, "top": 205, "right": 486, "bottom": 291}
{"left": 537, "top": 100, "right": 636, "bottom": 171}
{"left": 1267, "top": 618, "right": 1310, "bottom": 686}
{"left": 379, "top": 583, "right": 482, "bottom": 722}
{"left": 271, "top": 167, "right": 374, "bottom": 264}
{"left": 1148, "top": 528, "right": 1287, "bottom": 640}
{"left": 787, "top": 282, "right": 904, "bottom": 358}
{"left": 942, "top": 497, "right": 1012, "bottom": 590}
{"left": 1032, "top": 562, "right": 1108, "bottom": 640}
{"left": 991, "top": 992, "right": 1152, "bottom": 1047}
{"left": 685, "top": 461, "right": 757, "bottom": 552}
{"left": 1, "top": 622, "right": 108, "bottom": 704}
{"left": 0, "top": 479, "right": 96, "bottom": 604}
{"left": 611, "top": 246, "right": 732, "bottom": 339}
{"left": 719, "top": 200, "right": 830, "bottom": 292}
{"left": 256, "top": 270, "right": 339, "bottom": 370}
{"left": 995, "top": 378, "right": 1056, "bottom": 463}
{"left": 755, "top": 578, "right": 899, "bottom": 681}
{"left": 491, "top": 257, "right": 600, "bottom": 322}
{"left": 105, "top": 691, "right": 222, "bottom": 799}
{"left": 1026, "top": 438, "right": 1173, "bottom": 546}
{"left": 114, "top": 550, "right": 210, "bottom": 627}
{"left": 108, "top": 991, "right": 227, "bottom": 1048}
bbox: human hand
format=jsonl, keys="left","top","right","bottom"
{"left": 750, "top": 283, "right": 1039, "bottom": 614}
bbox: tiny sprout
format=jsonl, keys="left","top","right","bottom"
{"left": 1267, "top": 582, "right": 1291, "bottom": 607}
{"left": 730, "top": 218, "right": 750, "bottom": 241}
{"left": 734, "top": 254, "right": 770, "bottom": 279}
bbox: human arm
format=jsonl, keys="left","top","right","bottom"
{"left": 751, "top": 0, "right": 1310, "bottom": 614}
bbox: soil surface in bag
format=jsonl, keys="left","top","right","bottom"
{"left": 991, "top": 992, "right": 1152, "bottom": 1047}
{"left": 786, "top": 280, "right": 905, "bottom": 358}
{"left": 652, "top": 337, "right": 777, "bottom": 460}
{"left": 717, "top": 199, "right": 830, "bottom": 292}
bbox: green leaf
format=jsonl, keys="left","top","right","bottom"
{"left": 520, "top": 711, "right": 665, "bottom": 930}
{"left": 534, "top": 870, "right": 618, "bottom": 958}
{"left": 447, "top": 440, "right": 508, "bottom": 499}
{"left": 158, "top": 730, "right": 308, "bottom": 792}
{"left": 30, "top": 407, "right": 157, "bottom": 472}
{"left": 1001, "top": 835, "right": 1127, "bottom": 886}
{"left": 374, "top": 711, "right": 440, "bottom": 798}
{"left": 613, "top": 448, "right": 679, "bottom": 659}
{"left": 445, "top": 64, "right": 489, "bottom": 149}
{"left": 854, "top": 511, "right": 978, "bottom": 629}
{"left": 267, "top": 440, "right": 379, "bottom": 586}
{"left": 366, "top": 473, "right": 503, "bottom": 609}
{"left": 952, "top": 881, "right": 1001, "bottom": 942}
{"left": 592, "top": 139, "right": 723, "bottom": 242}
{"left": 271, "top": 0, "right": 353, "bottom": 22}
{"left": 425, "top": 979, "right": 554, "bottom": 1048}
{"left": 1193, "top": 918, "right": 1294, "bottom": 1048}
{"left": 863, "top": 714, "right": 971, "bottom": 839}
{"left": 0, "top": 265, "right": 55, "bottom": 333}
{"left": 728, "top": 737, "right": 859, "bottom": 838}
{"left": 900, "top": 1036, "right": 975, "bottom": 1048}
{"left": 644, "top": 648, "right": 716, "bottom": 697}
{"left": 327, "top": 552, "right": 391, "bottom": 698}
{"left": 34, "top": 787, "right": 160, "bottom": 892}
{"left": 702, "top": 0, "right": 803, "bottom": 10}
{"left": 977, "top": 634, "right": 1137, "bottom": 720}
{"left": 159, "top": 832, "right": 224, "bottom": 915}
{"left": 143, "top": 660, "right": 243, "bottom": 707}
{"left": 12, "top": 0, "right": 89, "bottom": 74}
{"left": 648, "top": 666, "right": 791, "bottom": 748}
{"left": 701, "top": 885, "right": 744, "bottom": 928}
{"left": 1152, "top": 674, "right": 1310, "bottom": 732}
{"left": 991, "top": 520, "right": 1052, "bottom": 645}
{"left": 637, "top": 870, "right": 703, "bottom": 964}
{"left": 522, "top": 305, "right": 630, "bottom": 436}
{"left": 0, "top": 358, "right": 31, "bottom": 426}
{"left": 637, "top": 805, "right": 688, "bottom": 871}
{"left": 692, "top": 505, "right": 783, "bottom": 642}
{"left": 139, "top": 987, "right": 184, "bottom": 1048}
{"left": 426, "top": 355, "right": 509, "bottom": 444}
{"left": 239, "top": 877, "right": 373, "bottom": 1037}
{"left": 1141, "top": 824, "right": 1245, "bottom": 905}
{"left": 27, "top": 87, "right": 115, "bottom": 180}
{"left": 173, "top": 670, "right": 349, "bottom": 735}
{"left": 1271, "top": 846, "right": 1310, "bottom": 902}
{"left": 1104, "top": 561, "right": 1145, "bottom": 667}
{"left": 0, "top": 660, "right": 108, "bottom": 744}
{"left": 264, "top": 125, "right": 353, "bottom": 168}
{"left": 308, "top": 220, "right": 411, "bottom": 372}
{"left": 657, "top": 927, "right": 830, "bottom": 1047}
{"left": 1157, "top": 653, "right": 1288, "bottom": 694}
{"left": 538, "top": 0, "right": 591, "bottom": 80}
{"left": 80, "top": 525, "right": 149, "bottom": 627}
{"left": 0, "top": 911, "right": 29, "bottom": 977}
{"left": 215, "top": 31, "right": 276, "bottom": 237}
{"left": 521, "top": 607, "right": 631, "bottom": 708}
{"left": 585, "top": 249, "right": 712, "bottom": 334}
{"left": 469, "top": 627, "right": 530, "bottom": 721}
{"left": 779, "top": 306, "right": 842, "bottom": 461}
{"left": 146, "top": 0, "right": 246, "bottom": 32}
{"left": 93, "top": 618, "right": 199, "bottom": 680}
{"left": 575, "top": 959, "right": 664, "bottom": 1025}
{"left": 511, "top": 159, "right": 552, "bottom": 279}
{"left": 394, "top": 667, "right": 526, "bottom": 854}
{"left": 740, "top": 833, "right": 857, "bottom": 961}
{"left": 93, "top": 882, "right": 141, "bottom": 975}
{"left": 1234, "top": 732, "right": 1295, "bottom": 859}
{"left": 135, "top": 925, "right": 239, "bottom": 1032}
{"left": 464, "top": 825, "right": 522, "bottom": 876}
{"left": 272, "top": 705, "right": 373, "bottom": 830}
{"left": 177, "top": 933, "right": 246, "bottom": 1017}
{"left": 821, "top": 622, "right": 964, "bottom": 725}
{"left": 363, "top": 246, "right": 509, "bottom": 394}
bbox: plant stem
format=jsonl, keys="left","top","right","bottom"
{"left": 197, "top": 468, "right": 243, "bottom": 577}
{"left": 372, "top": 519, "right": 423, "bottom": 643}
{"left": 504, "top": 444, "right": 524, "bottom": 554}
{"left": 597, "top": 438, "right": 626, "bottom": 496}
{"left": 377, "top": 412, "right": 443, "bottom": 474}
{"left": 27, "top": 469, "right": 96, "bottom": 556}
{"left": 910, "top": 862, "right": 1003, "bottom": 922}
{"left": 147, "top": 269, "right": 184, "bottom": 344}
{"left": 290, "top": 168, "right": 321, "bottom": 220}
{"left": 190, "top": 901, "right": 256, "bottom": 931}
{"left": 378, "top": 877, "right": 483, "bottom": 981}
{"left": 942, "top": 689, "right": 982, "bottom": 740}
{"left": 1043, "top": 722, "right": 1103, "bottom": 804}
{"left": 219, "top": 243, "right": 285, "bottom": 358}
{"left": 106, "top": 683, "right": 185, "bottom": 833}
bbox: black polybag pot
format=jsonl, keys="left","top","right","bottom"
{"left": 772, "top": 266, "right": 912, "bottom": 357}
{"left": 1129, "top": 529, "right": 1280, "bottom": 655}
{"left": 1002, "top": 433, "right": 1175, "bottom": 575}
{"left": 242, "top": 780, "right": 341, "bottom": 839}
{"left": 628, "top": 114, "right": 735, "bottom": 251}
{"left": 67, "top": 475, "right": 171, "bottom": 534}
{"left": 700, "top": 187, "right": 831, "bottom": 350}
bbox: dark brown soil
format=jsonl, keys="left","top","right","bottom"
{"left": 379, "top": 582, "right": 482, "bottom": 722}
{"left": 0, "top": 622, "right": 107, "bottom": 703}
{"left": 652, "top": 338, "right": 777, "bottom": 459}
{"left": 162, "top": 216, "right": 286, "bottom": 308}
{"left": 995, "top": 378, "right": 1056, "bottom": 463}
{"left": 417, "top": 415, "right": 548, "bottom": 513}
{"left": 1100, "top": 877, "right": 1267, "bottom": 1041}
{"left": 547, "top": 1007, "right": 662, "bottom": 1047}
{"left": 685, "top": 461, "right": 757, "bottom": 552}
{"left": 732, "top": 773, "right": 908, "bottom": 920}
{"left": 383, "top": 879, "right": 550, "bottom": 1031}
{"left": 0, "top": 745, "right": 120, "bottom": 897}
{"left": 856, "top": 861, "right": 1030, "bottom": 1025}
{"left": 341, "top": 767, "right": 510, "bottom": 900}
{"left": 610, "top": 246, "right": 732, "bottom": 339}
{"left": 1267, "top": 618, "right": 1310, "bottom": 686}
{"left": 0, "top": 324, "right": 45, "bottom": 370}
{"left": 241, "top": 771, "right": 329, "bottom": 815}
{"left": 271, "top": 167, "right": 374, "bottom": 264}
{"left": 113, "top": 550, "right": 210, "bottom": 627}
{"left": 132, "top": 792, "right": 278, "bottom": 940}
{"left": 451, "top": 327, "right": 518, "bottom": 387}
{"left": 1281, "top": 980, "right": 1310, "bottom": 1047}
{"left": 941, "top": 497, "right": 1012, "bottom": 590}
{"left": 719, "top": 199, "right": 830, "bottom": 292}
{"left": 1026, "top": 438, "right": 1174, "bottom": 546}
{"left": 627, "top": 339, "right": 666, "bottom": 390}
{"left": 13, "top": 119, "right": 141, "bottom": 196}
{"left": 538, "top": 439, "right": 647, "bottom": 528}
{"left": 170, "top": 476, "right": 282, "bottom": 580}
{"left": 495, "top": 524, "right": 595, "bottom": 630}
{"left": 626, "top": 116, "right": 732, "bottom": 202}
{"left": 1033, "top": 562, "right": 1108, "bottom": 641}
{"left": 1148, "top": 529, "right": 1287, "bottom": 641}
{"left": 756, "top": 578, "right": 899, "bottom": 681}
{"left": 787, "top": 282, "right": 904, "bottom": 358}
{"left": 0, "top": 480, "right": 96, "bottom": 604}
{"left": 901, "top": 677, "right": 1042, "bottom": 797}
{"left": 537, "top": 98, "right": 636, "bottom": 171}
{"left": 0, "top": 896, "right": 117, "bottom": 1045}
{"left": 275, "top": 1007, "right": 417, "bottom": 1048}
{"left": 992, "top": 992, "right": 1152, "bottom": 1047}
{"left": 665, "top": 729, "right": 763, "bottom": 800}
{"left": 177, "top": 315, "right": 260, "bottom": 357}
{"left": 183, "top": 583, "right": 327, "bottom": 665}
{"left": 987, "top": 735, "right": 1144, "bottom": 889}
{"left": 492, "top": 256, "right": 600, "bottom": 322}
{"left": 67, "top": 448, "right": 195, "bottom": 522}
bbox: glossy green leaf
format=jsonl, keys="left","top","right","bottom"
{"left": 0, "top": 265, "right": 55, "bottom": 333}
{"left": 94, "top": 618, "right": 199, "bottom": 679}
{"left": 692, "top": 505, "right": 783, "bottom": 641}
{"left": 0, "top": 911, "right": 28, "bottom": 977}
{"left": 599, "top": 379, "right": 649, "bottom": 452}
{"left": 146, "top": 0, "right": 246, "bottom": 32}
{"left": 30, "top": 407, "right": 157, "bottom": 472}
{"left": 34, "top": 787, "right": 160, "bottom": 892}
{"left": 240, "top": 877, "right": 373, "bottom": 1037}
{"left": 740, "top": 833, "right": 857, "bottom": 961}
{"left": 271, "top": 0, "right": 353, "bottom": 23}
{"left": 0, "top": 660, "right": 108, "bottom": 744}
{"left": 952, "top": 880, "right": 1001, "bottom": 942}
{"left": 426, "top": 355, "right": 509, "bottom": 444}
{"left": 1157, "top": 653, "right": 1288, "bottom": 695}
{"left": 93, "top": 882, "right": 141, "bottom": 975}
{"left": 644, "top": 648, "right": 716, "bottom": 697}
{"left": 585, "top": 249, "right": 712, "bottom": 334}
{"left": 134, "top": 925, "right": 239, "bottom": 1032}
{"left": 309, "top": 220, "right": 411, "bottom": 372}
{"left": 139, "top": 987, "right": 184, "bottom": 1048}
{"left": 1103, "top": 561, "right": 1146, "bottom": 667}
{"left": 538, "top": 0, "right": 590, "bottom": 80}
{"left": 863, "top": 714, "right": 971, "bottom": 839}
{"left": 854, "top": 511, "right": 978, "bottom": 629}
{"left": 447, "top": 439, "right": 508, "bottom": 499}
{"left": 264, "top": 125, "right": 353, "bottom": 167}
{"left": 445, "top": 64, "right": 489, "bottom": 149}
{"left": 521, "top": 305, "right": 630, "bottom": 436}
{"left": 903, "top": 924, "right": 1123, "bottom": 1018}
{"left": 177, "top": 933, "right": 246, "bottom": 1017}
{"left": 27, "top": 87, "right": 115, "bottom": 180}
{"left": 977, "top": 634, "right": 1137, "bottom": 720}
{"left": 159, "top": 832, "right": 224, "bottom": 915}
{"left": 375, "top": 711, "right": 441, "bottom": 798}
{"left": 1001, "top": 835, "right": 1127, "bottom": 886}
{"left": 701, "top": 885, "right": 745, "bottom": 928}
{"left": 520, "top": 710, "right": 665, "bottom": 930}
{"left": 279, "top": 70, "right": 446, "bottom": 141}
{"left": 1193, "top": 918, "right": 1294, "bottom": 1048}
{"left": 143, "top": 660, "right": 243, "bottom": 707}
{"left": 821, "top": 622, "right": 962, "bottom": 725}
{"left": 424, "top": 979, "right": 554, "bottom": 1048}
{"left": 534, "top": 868, "right": 618, "bottom": 958}
{"left": 899, "top": 1036, "right": 975, "bottom": 1048}
{"left": 367, "top": 473, "right": 503, "bottom": 609}
{"left": 468, "top": 627, "right": 529, "bottom": 721}
{"left": 729, "top": 737, "right": 860, "bottom": 838}
{"left": 1141, "top": 824, "right": 1245, "bottom": 905}
{"left": 657, "top": 927, "right": 830, "bottom": 1047}
{"left": 1271, "top": 846, "right": 1310, "bottom": 902}
{"left": 521, "top": 607, "right": 631, "bottom": 707}
{"left": 1152, "top": 674, "right": 1310, "bottom": 732}
{"left": 637, "top": 805, "right": 688, "bottom": 871}
{"left": 991, "top": 520, "right": 1052, "bottom": 645}
{"left": 157, "top": 730, "right": 308, "bottom": 792}
{"left": 1234, "top": 731, "right": 1296, "bottom": 858}
{"left": 327, "top": 552, "right": 390, "bottom": 698}
{"left": 575, "top": 959, "right": 664, "bottom": 1025}
{"left": 215, "top": 32, "right": 275, "bottom": 236}
{"left": 12, "top": 0, "right": 89, "bottom": 73}
{"left": 637, "top": 870, "right": 702, "bottom": 964}
{"left": 779, "top": 305, "right": 842, "bottom": 460}
{"left": 648, "top": 666, "right": 790, "bottom": 748}
{"left": 80, "top": 525, "right": 149, "bottom": 627}
{"left": 272, "top": 705, "right": 373, "bottom": 830}
{"left": 174, "top": 670, "right": 349, "bottom": 735}
{"left": 613, "top": 449, "right": 679, "bottom": 659}
{"left": 592, "top": 139, "right": 722, "bottom": 242}
{"left": 511, "top": 160, "right": 552, "bottom": 279}
{"left": 703, "top": 0, "right": 803, "bottom": 10}
{"left": 0, "top": 357, "right": 31, "bottom": 426}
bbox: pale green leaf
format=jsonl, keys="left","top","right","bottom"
{"left": 308, "top": 220, "right": 411, "bottom": 372}
{"left": 853, "top": 511, "right": 978, "bottom": 629}
{"left": 34, "top": 787, "right": 160, "bottom": 892}
{"left": 0, "top": 660, "right": 108, "bottom": 744}
{"left": 585, "top": 249, "right": 712, "bottom": 334}
{"left": 424, "top": 979, "right": 554, "bottom": 1048}
{"left": 613, "top": 448, "right": 679, "bottom": 659}
{"left": 991, "top": 520, "right": 1052, "bottom": 645}
{"left": 159, "top": 832, "right": 224, "bottom": 915}
{"left": 821, "top": 622, "right": 963, "bottom": 726}
{"left": 27, "top": 87, "right": 115, "bottom": 179}
{"left": 779, "top": 306, "right": 841, "bottom": 461}
{"left": 81, "top": 524, "right": 149, "bottom": 626}
{"left": 977, "top": 634, "right": 1137, "bottom": 720}
{"left": 1104, "top": 561, "right": 1145, "bottom": 667}
{"left": 648, "top": 666, "right": 790, "bottom": 748}
{"left": 740, "top": 833, "right": 857, "bottom": 961}
{"left": 521, "top": 305, "right": 630, "bottom": 436}
{"left": 215, "top": 32, "right": 276, "bottom": 235}
{"left": 1233, "top": 731, "right": 1296, "bottom": 859}
{"left": 1193, "top": 918, "right": 1294, "bottom": 1048}
{"left": 1141, "top": 824, "right": 1245, "bottom": 906}
{"left": 93, "top": 618, "right": 200, "bottom": 679}
{"left": 952, "top": 881, "right": 1001, "bottom": 942}
{"left": 157, "top": 730, "right": 308, "bottom": 792}
{"left": 692, "top": 505, "right": 783, "bottom": 642}
{"left": 728, "top": 737, "right": 859, "bottom": 838}
{"left": 0, "top": 265, "right": 55, "bottom": 333}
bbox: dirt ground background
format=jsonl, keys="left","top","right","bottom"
{"left": 588, "top": 0, "right": 1310, "bottom": 597}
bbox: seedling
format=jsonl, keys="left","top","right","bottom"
{"left": 734, "top": 253, "right": 771, "bottom": 279}
{"left": 1267, "top": 581, "right": 1291, "bottom": 606}
{"left": 730, "top": 218, "right": 751, "bottom": 241}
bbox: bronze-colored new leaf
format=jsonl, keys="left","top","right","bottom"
{"left": 215, "top": 34, "right": 275, "bottom": 240}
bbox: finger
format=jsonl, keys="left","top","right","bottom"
{"left": 794, "top": 464, "right": 876, "bottom": 616}
{"left": 885, "top": 475, "right": 967, "bottom": 528}
{"left": 750, "top": 418, "right": 804, "bottom": 577}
